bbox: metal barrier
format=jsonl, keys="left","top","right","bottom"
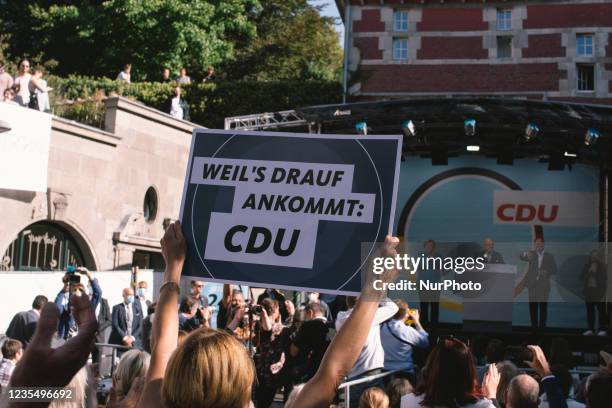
{"left": 336, "top": 370, "right": 397, "bottom": 408}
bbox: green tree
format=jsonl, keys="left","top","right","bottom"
{"left": 1, "top": 0, "right": 257, "bottom": 80}
{"left": 223, "top": 0, "right": 343, "bottom": 81}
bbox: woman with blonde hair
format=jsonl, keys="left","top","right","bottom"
{"left": 359, "top": 387, "right": 390, "bottom": 408}
{"left": 110, "top": 349, "right": 150, "bottom": 402}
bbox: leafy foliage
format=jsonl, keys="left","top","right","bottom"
{"left": 1, "top": 0, "right": 257, "bottom": 80}
{"left": 48, "top": 75, "right": 342, "bottom": 128}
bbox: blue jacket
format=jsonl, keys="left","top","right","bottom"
{"left": 55, "top": 277, "right": 102, "bottom": 339}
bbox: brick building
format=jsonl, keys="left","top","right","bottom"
{"left": 336, "top": 0, "right": 612, "bottom": 103}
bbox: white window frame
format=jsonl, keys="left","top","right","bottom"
{"left": 393, "top": 10, "right": 409, "bottom": 32}
{"left": 576, "top": 34, "right": 594, "bottom": 57}
{"left": 393, "top": 38, "right": 409, "bottom": 61}
{"left": 576, "top": 64, "right": 595, "bottom": 92}
{"left": 496, "top": 9, "right": 512, "bottom": 31}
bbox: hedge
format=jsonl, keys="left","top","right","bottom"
{"left": 47, "top": 75, "right": 342, "bottom": 129}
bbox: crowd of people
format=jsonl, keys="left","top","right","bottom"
{"left": 0, "top": 59, "right": 215, "bottom": 122}
{"left": 0, "top": 58, "right": 53, "bottom": 112}
{"left": 0, "top": 223, "right": 611, "bottom": 407}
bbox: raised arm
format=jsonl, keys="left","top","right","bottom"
{"left": 138, "top": 221, "right": 186, "bottom": 408}
{"left": 291, "top": 236, "right": 400, "bottom": 408}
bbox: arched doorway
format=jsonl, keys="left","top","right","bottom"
{"left": 1, "top": 222, "right": 92, "bottom": 271}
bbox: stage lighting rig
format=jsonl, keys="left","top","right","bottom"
{"left": 401, "top": 120, "right": 417, "bottom": 137}
{"left": 584, "top": 128, "right": 600, "bottom": 146}
{"left": 464, "top": 119, "right": 476, "bottom": 137}
{"left": 355, "top": 121, "right": 368, "bottom": 136}
{"left": 524, "top": 123, "right": 539, "bottom": 142}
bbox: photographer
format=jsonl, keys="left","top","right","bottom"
{"left": 54, "top": 266, "right": 102, "bottom": 340}
{"left": 217, "top": 284, "right": 246, "bottom": 329}
{"left": 225, "top": 295, "right": 254, "bottom": 344}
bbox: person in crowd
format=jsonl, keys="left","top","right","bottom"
{"left": 304, "top": 291, "right": 333, "bottom": 322}
{"left": 401, "top": 337, "right": 495, "bottom": 408}
{"left": 109, "top": 287, "right": 143, "bottom": 351}
{"left": 161, "top": 68, "right": 171, "bottom": 83}
{"left": 519, "top": 237, "right": 557, "bottom": 330}
{"left": 92, "top": 294, "right": 112, "bottom": 372}
{"left": 178, "top": 296, "right": 210, "bottom": 332}
{"left": 55, "top": 267, "right": 102, "bottom": 340}
{"left": 381, "top": 300, "right": 429, "bottom": 382}
{"left": 505, "top": 375, "right": 540, "bottom": 408}
{"left": 13, "top": 58, "right": 32, "bottom": 106}
{"left": 28, "top": 67, "right": 52, "bottom": 111}
{"left": 539, "top": 365, "right": 585, "bottom": 408}
{"left": 479, "top": 237, "right": 504, "bottom": 264}
{"left": 386, "top": 378, "right": 413, "bottom": 408}
{"left": 176, "top": 67, "right": 191, "bottom": 84}
{"left": 116, "top": 64, "right": 131, "bottom": 83}
{"left": 585, "top": 372, "right": 612, "bottom": 408}
{"left": 225, "top": 293, "right": 254, "bottom": 344}
{"left": 3, "top": 88, "right": 16, "bottom": 103}
{"left": 495, "top": 360, "right": 519, "bottom": 407}
{"left": 136, "top": 281, "right": 151, "bottom": 318}
{"left": 477, "top": 339, "right": 505, "bottom": 383}
{"left": 289, "top": 302, "right": 331, "bottom": 383}
{"left": 48, "top": 365, "right": 95, "bottom": 408}
{"left": 109, "top": 349, "right": 150, "bottom": 404}
{"left": 0, "top": 60, "right": 14, "bottom": 101}
{"left": 359, "top": 387, "right": 390, "bottom": 408}
{"left": 2, "top": 291, "right": 98, "bottom": 405}
{"left": 189, "top": 279, "right": 207, "bottom": 308}
{"left": 5, "top": 295, "right": 47, "bottom": 347}
{"left": 202, "top": 65, "right": 215, "bottom": 83}
{"left": 417, "top": 239, "right": 442, "bottom": 326}
{"left": 141, "top": 302, "right": 157, "bottom": 353}
{"left": 258, "top": 288, "right": 290, "bottom": 323}
{"left": 580, "top": 249, "right": 607, "bottom": 336}
{"left": 0, "top": 339, "right": 23, "bottom": 390}
{"left": 167, "top": 85, "right": 188, "bottom": 120}
{"left": 255, "top": 298, "right": 291, "bottom": 408}
{"left": 335, "top": 294, "right": 398, "bottom": 407}
{"left": 217, "top": 284, "right": 246, "bottom": 329}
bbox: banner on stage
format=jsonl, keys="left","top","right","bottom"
{"left": 179, "top": 129, "right": 402, "bottom": 294}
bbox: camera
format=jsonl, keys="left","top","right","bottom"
{"left": 504, "top": 346, "right": 534, "bottom": 366}
{"left": 66, "top": 265, "right": 81, "bottom": 284}
{"left": 248, "top": 305, "right": 263, "bottom": 315}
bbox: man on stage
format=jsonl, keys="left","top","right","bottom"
{"left": 480, "top": 237, "right": 504, "bottom": 264}
{"left": 520, "top": 237, "right": 557, "bottom": 329}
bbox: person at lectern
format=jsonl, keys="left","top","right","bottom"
{"left": 479, "top": 237, "right": 504, "bottom": 264}
{"left": 519, "top": 237, "right": 557, "bottom": 330}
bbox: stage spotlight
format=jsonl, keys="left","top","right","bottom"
{"left": 585, "top": 128, "right": 600, "bottom": 146}
{"left": 466, "top": 145, "right": 480, "bottom": 152}
{"left": 464, "top": 119, "right": 476, "bottom": 137}
{"left": 355, "top": 121, "right": 368, "bottom": 135}
{"left": 401, "top": 120, "right": 417, "bottom": 137}
{"left": 524, "top": 123, "right": 539, "bottom": 142}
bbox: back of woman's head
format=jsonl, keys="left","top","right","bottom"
{"left": 358, "top": 387, "right": 389, "bottom": 408}
{"left": 417, "top": 338, "right": 482, "bottom": 407}
{"left": 386, "top": 378, "right": 413, "bottom": 408}
{"left": 113, "top": 349, "right": 150, "bottom": 398}
{"left": 49, "top": 366, "right": 88, "bottom": 408}
{"left": 162, "top": 328, "right": 255, "bottom": 408}
{"left": 496, "top": 360, "right": 519, "bottom": 404}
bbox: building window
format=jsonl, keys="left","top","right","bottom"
{"left": 393, "top": 10, "right": 409, "bottom": 32}
{"left": 576, "top": 34, "right": 594, "bottom": 56}
{"left": 143, "top": 186, "right": 158, "bottom": 223}
{"left": 496, "top": 9, "right": 512, "bottom": 31}
{"left": 393, "top": 38, "right": 409, "bottom": 61}
{"left": 497, "top": 36, "right": 512, "bottom": 58}
{"left": 1, "top": 222, "right": 86, "bottom": 271}
{"left": 577, "top": 64, "right": 595, "bottom": 91}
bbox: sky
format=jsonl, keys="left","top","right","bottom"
{"left": 310, "top": 0, "right": 345, "bottom": 46}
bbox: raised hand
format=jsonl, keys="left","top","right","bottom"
{"left": 8, "top": 293, "right": 97, "bottom": 398}
{"left": 482, "top": 363, "right": 501, "bottom": 400}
